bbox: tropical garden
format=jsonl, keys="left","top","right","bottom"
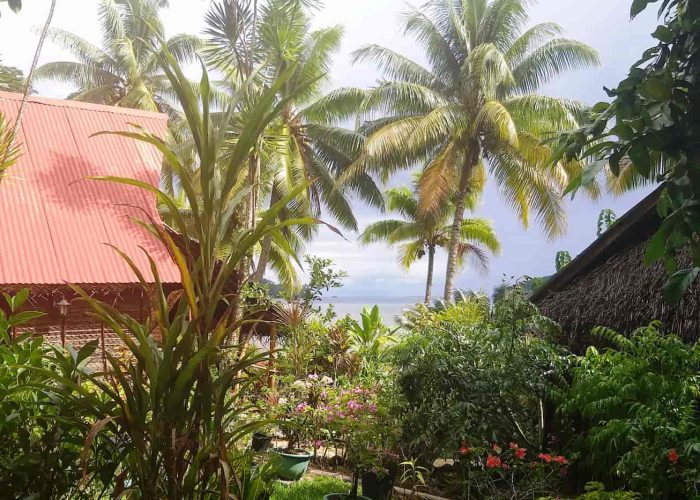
{"left": 0, "top": 0, "right": 699, "bottom": 498}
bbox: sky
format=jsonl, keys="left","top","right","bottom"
{"left": 0, "top": 0, "right": 660, "bottom": 298}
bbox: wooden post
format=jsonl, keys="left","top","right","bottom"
{"left": 100, "top": 323, "right": 107, "bottom": 372}
{"left": 60, "top": 315, "right": 66, "bottom": 347}
{"left": 268, "top": 323, "right": 277, "bottom": 390}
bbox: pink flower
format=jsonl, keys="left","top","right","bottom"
{"left": 294, "top": 402, "right": 308, "bottom": 413}
{"left": 538, "top": 453, "right": 552, "bottom": 463}
{"left": 368, "top": 403, "right": 377, "bottom": 413}
{"left": 307, "top": 373, "right": 319, "bottom": 381}
{"left": 515, "top": 448, "right": 526, "bottom": 460}
{"left": 319, "top": 391, "right": 328, "bottom": 400}
{"left": 501, "top": 463, "right": 509, "bottom": 471}
{"left": 314, "top": 440, "right": 324, "bottom": 449}
{"left": 459, "top": 446, "right": 471, "bottom": 455}
{"left": 553, "top": 455, "right": 568, "bottom": 465}
{"left": 509, "top": 442, "right": 519, "bottom": 449}
{"left": 353, "top": 387, "right": 363, "bottom": 395}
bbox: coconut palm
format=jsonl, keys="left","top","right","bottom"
{"left": 360, "top": 184, "right": 500, "bottom": 304}
{"left": 204, "top": 0, "right": 379, "bottom": 287}
{"left": 33, "top": 0, "right": 199, "bottom": 113}
{"left": 350, "top": 0, "right": 599, "bottom": 301}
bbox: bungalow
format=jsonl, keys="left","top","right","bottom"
{"left": 530, "top": 187, "right": 699, "bottom": 350}
{"left": 0, "top": 91, "right": 180, "bottom": 362}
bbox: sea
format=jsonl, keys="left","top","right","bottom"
{"left": 314, "top": 296, "right": 423, "bottom": 325}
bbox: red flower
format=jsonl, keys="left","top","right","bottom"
{"left": 538, "top": 453, "right": 552, "bottom": 463}
{"left": 501, "top": 463, "right": 510, "bottom": 471}
{"left": 667, "top": 449, "right": 679, "bottom": 465}
{"left": 509, "top": 442, "right": 519, "bottom": 449}
{"left": 486, "top": 454, "right": 502, "bottom": 468}
{"left": 459, "top": 446, "right": 471, "bottom": 455}
{"left": 553, "top": 455, "right": 568, "bottom": 465}
{"left": 515, "top": 448, "right": 527, "bottom": 459}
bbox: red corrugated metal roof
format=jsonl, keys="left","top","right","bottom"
{"left": 0, "top": 91, "right": 180, "bottom": 285}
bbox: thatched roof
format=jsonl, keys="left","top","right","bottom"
{"left": 531, "top": 187, "right": 700, "bottom": 349}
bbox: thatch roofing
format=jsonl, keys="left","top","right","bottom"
{"left": 531, "top": 187, "right": 700, "bottom": 348}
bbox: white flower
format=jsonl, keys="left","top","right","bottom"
{"left": 321, "top": 375, "right": 334, "bottom": 385}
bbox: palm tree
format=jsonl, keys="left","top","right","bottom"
{"left": 350, "top": 0, "right": 599, "bottom": 301}
{"left": 204, "top": 0, "right": 380, "bottom": 287}
{"left": 360, "top": 184, "right": 499, "bottom": 303}
{"left": 33, "top": 0, "right": 199, "bottom": 113}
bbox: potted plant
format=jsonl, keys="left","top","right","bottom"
{"left": 270, "top": 374, "right": 330, "bottom": 480}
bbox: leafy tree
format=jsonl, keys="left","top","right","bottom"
{"left": 299, "top": 255, "right": 347, "bottom": 307}
{"left": 555, "top": 250, "right": 571, "bottom": 271}
{"left": 597, "top": 208, "right": 617, "bottom": 236}
{"left": 0, "top": 61, "right": 24, "bottom": 92}
{"left": 349, "top": 0, "right": 599, "bottom": 302}
{"left": 555, "top": 0, "right": 700, "bottom": 302}
{"left": 391, "top": 290, "right": 566, "bottom": 464}
{"left": 34, "top": 0, "right": 199, "bottom": 112}
{"left": 360, "top": 184, "right": 499, "bottom": 304}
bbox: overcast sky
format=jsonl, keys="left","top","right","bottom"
{"left": 0, "top": 0, "right": 660, "bottom": 298}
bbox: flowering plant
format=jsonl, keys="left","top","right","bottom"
{"left": 272, "top": 373, "right": 334, "bottom": 451}
{"left": 456, "top": 441, "right": 571, "bottom": 499}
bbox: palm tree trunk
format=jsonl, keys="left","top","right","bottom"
{"left": 443, "top": 146, "right": 478, "bottom": 302}
{"left": 252, "top": 190, "right": 280, "bottom": 281}
{"left": 0, "top": 0, "right": 56, "bottom": 174}
{"left": 424, "top": 244, "right": 436, "bottom": 304}
{"left": 252, "top": 234, "right": 272, "bottom": 282}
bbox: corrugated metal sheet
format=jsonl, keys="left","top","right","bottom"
{"left": 0, "top": 91, "right": 180, "bottom": 285}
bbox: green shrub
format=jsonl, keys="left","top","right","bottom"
{"left": 562, "top": 323, "right": 700, "bottom": 496}
{"left": 390, "top": 290, "right": 568, "bottom": 464}
{"left": 270, "top": 476, "right": 350, "bottom": 500}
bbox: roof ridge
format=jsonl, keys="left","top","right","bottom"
{"left": 0, "top": 90, "right": 168, "bottom": 120}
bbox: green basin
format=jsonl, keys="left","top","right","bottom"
{"left": 270, "top": 448, "right": 312, "bottom": 480}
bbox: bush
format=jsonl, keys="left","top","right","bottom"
{"left": 270, "top": 475, "right": 351, "bottom": 500}
{"left": 390, "top": 290, "right": 568, "bottom": 464}
{"left": 562, "top": 323, "right": 700, "bottom": 496}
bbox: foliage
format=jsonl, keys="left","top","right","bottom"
{"left": 349, "top": 0, "right": 599, "bottom": 301}
{"left": 456, "top": 442, "right": 569, "bottom": 499}
{"left": 597, "top": 208, "right": 617, "bottom": 236}
{"left": 391, "top": 290, "right": 567, "bottom": 464}
{"left": 562, "top": 323, "right": 700, "bottom": 497}
{"left": 35, "top": 0, "right": 200, "bottom": 113}
{"left": 0, "top": 292, "right": 111, "bottom": 498}
{"left": 555, "top": 0, "right": 700, "bottom": 302}
{"left": 0, "top": 60, "right": 24, "bottom": 92}
{"left": 0, "top": 0, "right": 20, "bottom": 16}
{"left": 555, "top": 250, "right": 572, "bottom": 272}
{"left": 27, "top": 38, "right": 322, "bottom": 498}
{"left": 344, "top": 306, "right": 398, "bottom": 381}
{"left": 0, "top": 112, "right": 19, "bottom": 179}
{"left": 299, "top": 255, "right": 348, "bottom": 309}
{"left": 360, "top": 184, "right": 499, "bottom": 303}
{"left": 204, "top": 0, "right": 380, "bottom": 287}
{"left": 270, "top": 475, "right": 352, "bottom": 500}
{"left": 570, "top": 482, "right": 640, "bottom": 500}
